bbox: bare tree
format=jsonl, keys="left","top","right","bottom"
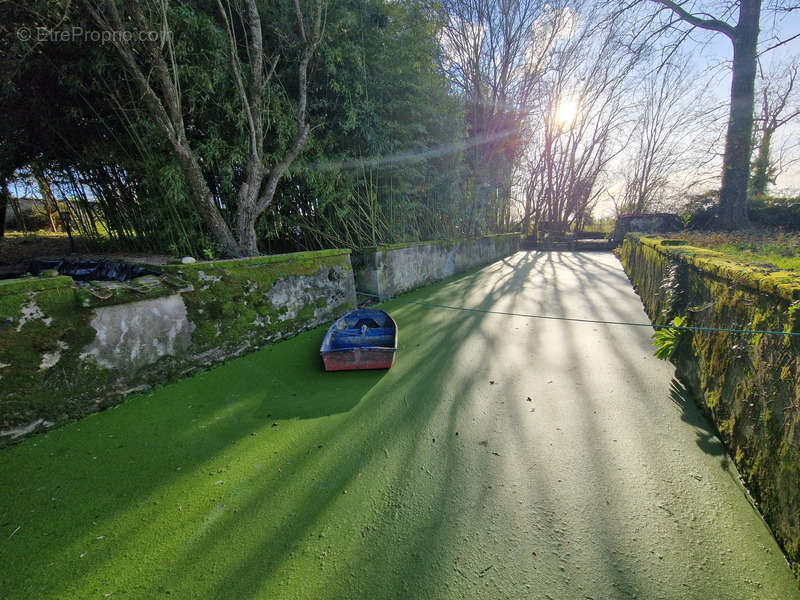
{"left": 522, "top": 7, "right": 637, "bottom": 233}
{"left": 646, "top": 1, "right": 761, "bottom": 228}
{"left": 437, "top": 0, "right": 574, "bottom": 234}
{"left": 750, "top": 58, "right": 800, "bottom": 195}
{"left": 614, "top": 58, "right": 707, "bottom": 215}
{"left": 81, "top": 0, "right": 324, "bottom": 257}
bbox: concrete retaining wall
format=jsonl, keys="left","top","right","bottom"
{"left": 619, "top": 235, "right": 800, "bottom": 577}
{"left": 352, "top": 234, "right": 520, "bottom": 298}
{"left": 0, "top": 250, "right": 356, "bottom": 446}
{"left": 613, "top": 213, "right": 683, "bottom": 242}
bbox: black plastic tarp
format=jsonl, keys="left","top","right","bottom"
{"left": 28, "top": 259, "right": 161, "bottom": 282}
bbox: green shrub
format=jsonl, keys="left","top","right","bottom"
{"left": 652, "top": 316, "right": 688, "bottom": 360}
{"left": 682, "top": 192, "right": 800, "bottom": 231}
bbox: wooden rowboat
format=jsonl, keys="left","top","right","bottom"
{"left": 320, "top": 309, "right": 398, "bottom": 371}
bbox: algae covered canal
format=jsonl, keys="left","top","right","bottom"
{"left": 1, "top": 251, "right": 798, "bottom": 599}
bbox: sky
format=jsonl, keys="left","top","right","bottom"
{"left": 682, "top": 5, "right": 800, "bottom": 190}
{"left": 591, "top": 3, "right": 800, "bottom": 218}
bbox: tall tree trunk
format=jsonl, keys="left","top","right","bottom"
{"left": 81, "top": 0, "right": 323, "bottom": 257}
{"left": 750, "top": 127, "right": 773, "bottom": 196}
{"left": 172, "top": 145, "right": 242, "bottom": 257}
{"left": 717, "top": 0, "right": 760, "bottom": 229}
{"left": 31, "top": 162, "right": 59, "bottom": 232}
{"left": 652, "top": 0, "right": 761, "bottom": 230}
{"left": 0, "top": 184, "right": 8, "bottom": 239}
{"left": 235, "top": 185, "right": 260, "bottom": 258}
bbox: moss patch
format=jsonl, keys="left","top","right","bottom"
{"left": 0, "top": 283, "right": 104, "bottom": 430}
{"left": 0, "top": 276, "right": 75, "bottom": 295}
{"left": 1, "top": 250, "right": 357, "bottom": 444}
{"left": 638, "top": 236, "right": 800, "bottom": 302}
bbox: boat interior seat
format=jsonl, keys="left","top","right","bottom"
{"left": 333, "top": 327, "right": 393, "bottom": 337}
{"left": 354, "top": 318, "right": 381, "bottom": 329}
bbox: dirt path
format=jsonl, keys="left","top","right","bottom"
{"left": 1, "top": 251, "right": 798, "bottom": 599}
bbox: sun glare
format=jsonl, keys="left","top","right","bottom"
{"left": 555, "top": 99, "right": 579, "bottom": 127}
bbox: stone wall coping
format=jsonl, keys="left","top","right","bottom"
{"left": 632, "top": 234, "right": 800, "bottom": 304}
{"left": 356, "top": 234, "right": 520, "bottom": 254}
{"left": 162, "top": 248, "right": 352, "bottom": 271}
{"left": 0, "top": 275, "right": 75, "bottom": 295}
{"left": 0, "top": 249, "right": 352, "bottom": 297}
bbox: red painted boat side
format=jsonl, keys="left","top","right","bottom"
{"left": 322, "top": 347, "right": 396, "bottom": 371}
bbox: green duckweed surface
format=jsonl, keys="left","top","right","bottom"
{"left": 1, "top": 251, "right": 798, "bottom": 599}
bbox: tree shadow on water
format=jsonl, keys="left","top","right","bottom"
{"left": 0, "top": 324, "right": 387, "bottom": 598}
{"left": 246, "top": 330, "right": 388, "bottom": 420}
{"left": 669, "top": 377, "right": 729, "bottom": 467}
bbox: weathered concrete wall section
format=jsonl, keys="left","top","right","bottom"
{"left": 353, "top": 234, "right": 520, "bottom": 298}
{"left": 613, "top": 213, "right": 683, "bottom": 242}
{"left": 619, "top": 235, "right": 800, "bottom": 578}
{"left": 81, "top": 295, "right": 192, "bottom": 371}
{"left": 172, "top": 252, "right": 356, "bottom": 360}
{"left": 0, "top": 250, "right": 356, "bottom": 446}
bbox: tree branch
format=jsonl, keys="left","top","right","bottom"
{"left": 758, "top": 31, "right": 800, "bottom": 55}
{"left": 254, "top": 0, "right": 322, "bottom": 216}
{"left": 217, "top": 0, "right": 259, "bottom": 157}
{"left": 652, "top": 0, "right": 736, "bottom": 39}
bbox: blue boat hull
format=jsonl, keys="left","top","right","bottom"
{"left": 320, "top": 309, "right": 398, "bottom": 371}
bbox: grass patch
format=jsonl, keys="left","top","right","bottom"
{"left": 581, "top": 218, "right": 615, "bottom": 235}
{"left": 679, "top": 231, "right": 800, "bottom": 273}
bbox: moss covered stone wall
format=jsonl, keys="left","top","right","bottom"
{"left": 352, "top": 234, "right": 520, "bottom": 298}
{"left": 0, "top": 250, "right": 355, "bottom": 447}
{"left": 620, "top": 235, "right": 800, "bottom": 577}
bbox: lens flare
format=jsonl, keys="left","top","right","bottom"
{"left": 555, "top": 99, "right": 579, "bottom": 127}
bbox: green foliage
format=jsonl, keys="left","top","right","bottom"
{"left": 1, "top": 0, "right": 477, "bottom": 255}
{"left": 683, "top": 191, "right": 800, "bottom": 232}
{"left": 652, "top": 316, "right": 688, "bottom": 360}
{"left": 270, "top": 0, "right": 469, "bottom": 250}
{"left": 681, "top": 191, "right": 720, "bottom": 229}
{"left": 749, "top": 195, "right": 800, "bottom": 230}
